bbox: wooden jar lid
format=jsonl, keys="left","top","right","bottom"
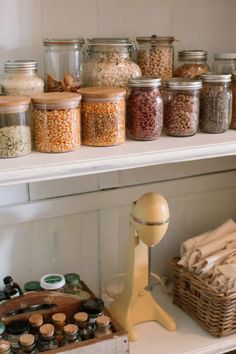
{"left": 96, "top": 315, "right": 110, "bottom": 327}
{"left": 0, "top": 340, "right": 10, "bottom": 352}
{"left": 39, "top": 324, "right": 54, "bottom": 337}
{"left": 19, "top": 334, "right": 35, "bottom": 347}
{"left": 74, "top": 312, "right": 88, "bottom": 323}
{"left": 29, "top": 313, "right": 43, "bottom": 327}
{"left": 31, "top": 92, "right": 81, "bottom": 104}
{"left": 78, "top": 87, "right": 126, "bottom": 98}
{"left": 64, "top": 324, "right": 78, "bottom": 335}
{"left": 0, "top": 96, "right": 30, "bottom": 107}
{"left": 52, "top": 312, "right": 66, "bottom": 324}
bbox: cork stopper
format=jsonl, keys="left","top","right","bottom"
{"left": 39, "top": 324, "right": 54, "bottom": 337}
{"left": 52, "top": 313, "right": 66, "bottom": 325}
{"left": 74, "top": 312, "right": 88, "bottom": 323}
{"left": 29, "top": 313, "right": 43, "bottom": 327}
{"left": 19, "top": 334, "right": 35, "bottom": 347}
{"left": 96, "top": 315, "right": 110, "bottom": 327}
{"left": 0, "top": 340, "right": 10, "bottom": 353}
{"left": 63, "top": 324, "right": 78, "bottom": 336}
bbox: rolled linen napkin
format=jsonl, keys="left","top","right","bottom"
{"left": 210, "top": 264, "right": 236, "bottom": 293}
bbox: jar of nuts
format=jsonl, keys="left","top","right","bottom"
{"left": 162, "top": 78, "right": 202, "bottom": 137}
{"left": 136, "top": 35, "right": 175, "bottom": 80}
{"left": 200, "top": 73, "right": 232, "bottom": 134}
{"left": 213, "top": 53, "right": 236, "bottom": 74}
{"left": 230, "top": 72, "right": 236, "bottom": 129}
{"left": 83, "top": 38, "right": 141, "bottom": 88}
{"left": 127, "top": 77, "right": 163, "bottom": 140}
{"left": 32, "top": 92, "right": 81, "bottom": 152}
{"left": 174, "top": 50, "right": 210, "bottom": 78}
{"left": 78, "top": 87, "right": 126, "bottom": 147}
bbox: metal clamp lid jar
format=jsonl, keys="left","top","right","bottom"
{"left": 162, "top": 78, "right": 202, "bottom": 137}
{"left": 213, "top": 53, "right": 236, "bottom": 73}
{"left": 174, "top": 50, "right": 210, "bottom": 78}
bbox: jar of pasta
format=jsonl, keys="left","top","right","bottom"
{"left": 174, "top": 50, "right": 210, "bottom": 78}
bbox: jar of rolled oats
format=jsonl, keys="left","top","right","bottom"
{"left": 136, "top": 35, "right": 175, "bottom": 80}
{"left": 174, "top": 50, "right": 210, "bottom": 78}
{"left": 83, "top": 38, "right": 141, "bottom": 88}
{"left": 31, "top": 92, "right": 81, "bottom": 153}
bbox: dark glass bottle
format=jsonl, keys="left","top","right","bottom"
{"left": 61, "top": 324, "right": 81, "bottom": 346}
{"left": 51, "top": 313, "right": 66, "bottom": 345}
{"left": 3, "top": 276, "right": 23, "bottom": 299}
{"left": 0, "top": 340, "right": 12, "bottom": 354}
{"left": 81, "top": 298, "right": 104, "bottom": 330}
{"left": 18, "top": 334, "right": 38, "bottom": 354}
{"left": 37, "top": 324, "right": 59, "bottom": 352}
{"left": 28, "top": 314, "right": 43, "bottom": 341}
{"left": 74, "top": 312, "right": 93, "bottom": 340}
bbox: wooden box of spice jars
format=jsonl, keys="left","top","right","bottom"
{"left": 0, "top": 282, "right": 128, "bottom": 354}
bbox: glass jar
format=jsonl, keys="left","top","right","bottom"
{"left": 0, "top": 323, "right": 5, "bottom": 340}
{"left": 213, "top": 53, "right": 236, "bottom": 73}
{"left": 136, "top": 35, "right": 175, "bottom": 80}
{"left": 127, "top": 77, "right": 163, "bottom": 140}
{"left": 37, "top": 324, "right": 59, "bottom": 352}
{"left": 83, "top": 38, "right": 141, "bottom": 88}
{"left": 200, "top": 73, "right": 232, "bottom": 133}
{"left": 231, "top": 72, "right": 236, "bottom": 129}
{"left": 61, "top": 325, "right": 81, "bottom": 346}
{"left": 24, "top": 281, "right": 41, "bottom": 293}
{"left": 79, "top": 87, "right": 126, "bottom": 146}
{"left": 81, "top": 298, "right": 104, "bottom": 330}
{"left": 18, "top": 334, "right": 38, "bottom": 354}
{"left": 73, "top": 312, "right": 93, "bottom": 340}
{"left": 174, "top": 50, "right": 210, "bottom": 78}
{"left": 32, "top": 92, "right": 81, "bottom": 153}
{"left": 28, "top": 314, "right": 43, "bottom": 341}
{"left": 44, "top": 38, "right": 85, "bottom": 92}
{"left": 51, "top": 313, "right": 66, "bottom": 345}
{"left": 63, "top": 273, "right": 90, "bottom": 300}
{"left": 6, "top": 321, "right": 30, "bottom": 353}
{"left": 39, "top": 273, "right": 66, "bottom": 291}
{"left": 1, "top": 60, "right": 44, "bottom": 97}
{"left": 0, "top": 97, "right": 31, "bottom": 158}
{"left": 94, "top": 316, "right": 112, "bottom": 338}
{"left": 162, "top": 78, "right": 202, "bottom": 137}
{"left": 0, "top": 340, "right": 12, "bottom": 354}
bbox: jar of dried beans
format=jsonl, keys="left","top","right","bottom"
{"left": 32, "top": 92, "right": 81, "bottom": 152}
{"left": 78, "top": 87, "right": 126, "bottom": 146}
{"left": 162, "top": 78, "right": 202, "bottom": 137}
{"left": 136, "top": 35, "right": 175, "bottom": 80}
{"left": 127, "top": 77, "right": 163, "bottom": 140}
{"left": 174, "top": 50, "right": 210, "bottom": 78}
{"left": 213, "top": 53, "right": 236, "bottom": 74}
{"left": 43, "top": 38, "right": 85, "bottom": 92}
{"left": 200, "top": 73, "right": 232, "bottom": 133}
{"left": 83, "top": 38, "right": 141, "bottom": 88}
{"left": 230, "top": 72, "right": 236, "bottom": 129}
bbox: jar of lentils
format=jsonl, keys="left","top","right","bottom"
{"left": 32, "top": 92, "right": 81, "bottom": 152}
{"left": 213, "top": 53, "right": 236, "bottom": 74}
{"left": 174, "top": 50, "right": 210, "bottom": 78}
{"left": 200, "top": 73, "right": 232, "bottom": 133}
{"left": 78, "top": 87, "right": 126, "bottom": 146}
{"left": 127, "top": 77, "right": 163, "bottom": 140}
{"left": 136, "top": 35, "right": 175, "bottom": 80}
{"left": 230, "top": 72, "right": 236, "bottom": 129}
{"left": 162, "top": 78, "right": 202, "bottom": 137}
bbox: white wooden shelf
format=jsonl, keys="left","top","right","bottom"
{"left": 1, "top": 131, "right": 236, "bottom": 185}
{"left": 130, "top": 286, "right": 236, "bottom": 354}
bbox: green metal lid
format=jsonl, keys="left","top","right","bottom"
{"left": 64, "top": 273, "right": 81, "bottom": 286}
{"left": 24, "top": 281, "right": 41, "bottom": 292}
{"left": 0, "top": 322, "right": 5, "bottom": 335}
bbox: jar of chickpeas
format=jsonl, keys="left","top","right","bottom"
{"left": 31, "top": 92, "right": 81, "bottom": 152}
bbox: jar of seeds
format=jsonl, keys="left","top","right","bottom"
{"left": 162, "top": 78, "right": 202, "bottom": 137}
{"left": 200, "top": 73, "right": 232, "bottom": 133}
{"left": 0, "top": 96, "right": 31, "bottom": 158}
{"left": 174, "top": 50, "right": 210, "bottom": 78}
{"left": 231, "top": 72, "right": 236, "bottom": 129}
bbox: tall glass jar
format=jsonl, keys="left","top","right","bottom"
{"left": 200, "top": 73, "right": 232, "bottom": 133}
{"left": 1, "top": 60, "right": 44, "bottom": 97}
{"left": 127, "top": 77, "right": 163, "bottom": 140}
{"left": 43, "top": 38, "right": 85, "bottom": 92}
{"left": 174, "top": 50, "right": 210, "bottom": 78}
{"left": 83, "top": 38, "right": 141, "bottom": 88}
{"left": 213, "top": 53, "right": 236, "bottom": 73}
{"left": 230, "top": 72, "right": 236, "bottom": 129}
{"left": 136, "top": 35, "right": 175, "bottom": 80}
{"left": 162, "top": 78, "right": 202, "bottom": 137}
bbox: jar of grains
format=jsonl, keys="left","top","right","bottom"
{"left": 43, "top": 38, "right": 85, "bottom": 92}
{"left": 31, "top": 92, "right": 81, "bottom": 152}
{"left": 213, "top": 53, "right": 236, "bottom": 74}
{"left": 162, "top": 78, "right": 202, "bottom": 137}
{"left": 136, "top": 35, "right": 175, "bottom": 80}
{"left": 83, "top": 38, "right": 141, "bottom": 88}
{"left": 199, "top": 73, "right": 232, "bottom": 133}
{"left": 174, "top": 50, "right": 210, "bottom": 78}
{"left": 0, "top": 96, "right": 31, "bottom": 158}
{"left": 1, "top": 60, "right": 44, "bottom": 97}
{"left": 78, "top": 87, "right": 126, "bottom": 146}
{"left": 230, "top": 72, "right": 236, "bottom": 129}
{"left": 127, "top": 77, "right": 163, "bottom": 140}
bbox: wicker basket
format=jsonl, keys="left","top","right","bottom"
{"left": 170, "top": 257, "right": 236, "bottom": 337}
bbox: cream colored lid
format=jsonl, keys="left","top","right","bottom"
{"left": 0, "top": 340, "right": 10, "bottom": 352}
{"left": 19, "top": 334, "right": 35, "bottom": 347}
{"left": 78, "top": 87, "right": 126, "bottom": 99}
{"left": 39, "top": 324, "right": 54, "bottom": 337}
{"left": 74, "top": 311, "right": 88, "bottom": 323}
{"left": 52, "top": 312, "right": 66, "bottom": 324}
{"left": 64, "top": 324, "right": 78, "bottom": 335}
{"left": 0, "top": 96, "right": 30, "bottom": 107}
{"left": 29, "top": 313, "right": 43, "bottom": 327}
{"left": 96, "top": 315, "right": 110, "bottom": 327}
{"left": 31, "top": 92, "right": 81, "bottom": 104}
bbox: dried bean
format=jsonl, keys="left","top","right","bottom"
{"left": 137, "top": 48, "right": 173, "bottom": 79}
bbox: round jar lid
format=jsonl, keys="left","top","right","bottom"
{"left": 24, "top": 281, "right": 41, "bottom": 292}
{"left": 178, "top": 50, "right": 207, "bottom": 61}
{"left": 32, "top": 92, "right": 81, "bottom": 110}
{"left": 40, "top": 273, "right": 65, "bottom": 290}
{"left": 52, "top": 313, "right": 66, "bottom": 324}
{"left": 0, "top": 340, "right": 11, "bottom": 353}
{"left": 64, "top": 273, "right": 80, "bottom": 286}
{"left": 78, "top": 87, "right": 126, "bottom": 99}
{"left": 162, "top": 78, "right": 202, "bottom": 90}
{"left": 95, "top": 315, "right": 110, "bottom": 327}
{"left": 74, "top": 312, "right": 88, "bottom": 323}
{"left": 200, "top": 72, "right": 231, "bottom": 83}
{"left": 4, "top": 60, "right": 38, "bottom": 72}
{"left": 0, "top": 96, "right": 30, "bottom": 108}
{"left": 64, "top": 324, "right": 78, "bottom": 335}
{"left": 214, "top": 53, "right": 236, "bottom": 60}
{"left": 19, "top": 334, "right": 35, "bottom": 347}
{"left": 39, "top": 324, "right": 54, "bottom": 338}
{"left": 6, "top": 320, "right": 29, "bottom": 335}
{"left": 44, "top": 38, "right": 85, "bottom": 46}
{"left": 136, "top": 35, "right": 175, "bottom": 43}
{"left": 88, "top": 38, "right": 133, "bottom": 47}
{"left": 29, "top": 314, "right": 43, "bottom": 327}
{"left": 81, "top": 298, "right": 104, "bottom": 315}
{"left": 128, "top": 76, "right": 161, "bottom": 87}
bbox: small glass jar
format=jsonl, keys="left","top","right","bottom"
{"left": 24, "top": 281, "right": 41, "bottom": 293}
{"left": 51, "top": 313, "right": 66, "bottom": 345}
{"left": 200, "top": 73, "right": 232, "bottom": 133}
{"left": 127, "top": 77, "right": 163, "bottom": 140}
{"left": 174, "top": 50, "right": 210, "bottom": 78}
{"left": 162, "top": 78, "right": 202, "bottom": 137}
{"left": 32, "top": 92, "right": 81, "bottom": 153}
{"left": 18, "top": 334, "right": 38, "bottom": 354}
{"left": 1, "top": 60, "right": 44, "bottom": 97}
{"left": 63, "top": 273, "right": 90, "bottom": 300}
{"left": 37, "top": 324, "right": 59, "bottom": 352}
{"left": 84, "top": 38, "right": 141, "bottom": 88}
{"left": 73, "top": 312, "right": 93, "bottom": 340}
{"left": 61, "top": 324, "right": 81, "bottom": 346}
{"left": 0, "top": 96, "right": 31, "bottom": 158}
{"left": 79, "top": 87, "right": 126, "bottom": 146}
{"left": 213, "top": 53, "right": 236, "bottom": 73}
{"left": 40, "top": 274, "right": 66, "bottom": 291}
{"left": 0, "top": 323, "right": 5, "bottom": 340}
{"left": 94, "top": 316, "right": 112, "bottom": 338}
{"left": 0, "top": 340, "right": 12, "bottom": 354}
{"left": 28, "top": 314, "right": 43, "bottom": 341}
{"left": 231, "top": 72, "right": 236, "bottom": 129}
{"left": 136, "top": 35, "right": 175, "bottom": 80}
{"left": 6, "top": 321, "right": 30, "bottom": 353}
{"left": 44, "top": 38, "right": 85, "bottom": 92}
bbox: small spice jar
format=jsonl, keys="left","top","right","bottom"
{"left": 40, "top": 274, "right": 66, "bottom": 291}
{"left": 136, "top": 35, "right": 175, "bottom": 80}
{"left": 51, "top": 313, "right": 66, "bottom": 345}
{"left": 0, "top": 340, "right": 12, "bottom": 354}
{"left": 18, "top": 334, "right": 38, "bottom": 354}
{"left": 28, "top": 314, "right": 43, "bottom": 341}
{"left": 73, "top": 312, "right": 93, "bottom": 340}
{"left": 162, "top": 78, "right": 202, "bottom": 137}
{"left": 6, "top": 321, "right": 30, "bottom": 353}
{"left": 32, "top": 92, "right": 81, "bottom": 153}
{"left": 61, "top": 324, "right": 81, "bottom": 346}
{"left": 64, "top": 273, "right": 90, "bottom": 300}
{"left": 94, "top": 315, "right": 112, "bottom": 338}
{"left": 200, "top": 73, "right": 232, "bottom": 133}
{"left": 1, "top": 60, "right": 44, "bottom": 97}
{"left": 0, "top": 323, "right": 5, "bottom": 340}
{"left": 230, "top": 72, "right": 236, "bottom": 129}
{"left": 81, "top": 298, "right": 104, "bottom": 329}
{"left": 213, "top": 53, "right": 236, "bottom": 74}
{"left": 0, "top": 96, "right": 31, "bottom": 158}
{"left": 24, "top": 281, "right": 41, "bottom": 293}
{"left": 127, "top": 77, "right": 163, "bottom": 140}
{"left": 37, "top": 324, "right": 59, "bottom": 352}
{"left": 174, "top": 50, "right": 210, "bottom": 78}
{"left": 79, "top": 87, "right": 126, "bottom": 146}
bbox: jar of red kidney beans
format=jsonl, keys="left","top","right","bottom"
{"left": 127, "top": 77, "right": 163, "bottom": 140}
